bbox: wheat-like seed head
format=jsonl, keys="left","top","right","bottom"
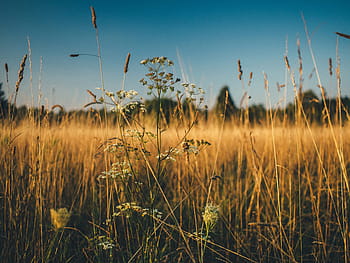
{"left": 284, "top": 56, "right": 290, "bottom": 70}
{"left": 15, "top": 54, "right": 27, "bottom": 93}
{"left": 297, "top": 38, "right": 303, "bottom": 76}
{"left": 263, "top": 72, "right": 269, "bottom": 91}
{"left": 4, "top": 63, "right": 9, "bottom": 83}
{"left": 329, "top": 58, "right": 333, "bottom": 76}
{"left": 335, "top": 32, "right": 350, "bottom": 39}
{"left": 90, "top": 6, "right": 97, "bottom": 29}
{"left": 237, "top": 59, "right": 243, "bottom": 80}
{"left": 248, "top": 72, "right": 253, "bottom": 87}
{"left": 124, "top": 53, "right": 131, "bottom": 74}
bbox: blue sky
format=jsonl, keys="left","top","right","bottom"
{"left": 1, "top": 0, "right": 350, "bottom": 110}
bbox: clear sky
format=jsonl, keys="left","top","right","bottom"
{"left": 1, "top": 0, "right": 350, "bottom": 110}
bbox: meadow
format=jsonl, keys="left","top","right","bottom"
{"left": 1, "top": 109, "right": 349, "bottom": 262}
{"left": 1, "top": 7, "right": 350, "bottom": 263}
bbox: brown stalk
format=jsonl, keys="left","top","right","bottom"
{"left": 51, "top": 104, "right": 64, "bottom": 111}
{"left": 84, "top": 101, "right": 102, "bottom": 108}
{"left": 86, "top": 89, "right": 97, "bottom": 102}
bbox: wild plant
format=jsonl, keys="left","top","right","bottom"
{"left": 82, "top": 53, "right": 213, "bottom": 262}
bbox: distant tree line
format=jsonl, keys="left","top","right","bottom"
{"left": 1, "top": 83, "right": 349, "bottom": 125}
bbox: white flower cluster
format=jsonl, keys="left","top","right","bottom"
{"left": 182, "top": 83, "right": 205, "bottom": 96}
{"left": 103, "top": 89, "right": 138, "bottom": 99}
{"left": 97, "top": 87, "right": 145, "bottom": 114}
{"left": 99, "top": 161, "right": 132, "bottom": 179}
{"left": 96, "top": 235, "right": 115, "bottom": 250}
{"left": 110, "top": 101, "right": 145, "bottom": 114}
{"left": 140, "top": 56, "right": 174, "bottom": 66}
{"left": 156, "top": 148, "right": 182, "bottom": 161}
{"left": 113, "top": 202, "right": 163, "bottom": 219}
{"left": 116, "top": 89, "right": 138, "bottom": 99}
{"left": 124, "top": 129, "right": 156, "bottom": 142}
{"left": 156, "top": 142, "right": 203, "bottom": 161}
{"left": 139, "top": 57, "right": 180, "bottom": 95}
{"left": 104, "top": 143, "right": 124, "bottom": 153}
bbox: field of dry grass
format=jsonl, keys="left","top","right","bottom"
{"left": 1, "top": 116, "right": 349, "bottom": 262}
{"left": 1, "top": 6, "right": 350, "bottom": 262}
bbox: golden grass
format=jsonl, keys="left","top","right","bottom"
{"left": 1, "top": 118, "right": 349, "bottom": 261}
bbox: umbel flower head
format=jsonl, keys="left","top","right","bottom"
{"left": 202, "top": 203, "right": 219, "bottom": 232}
{"left": 50, "top": 208, "right": 71, "bottom": 230}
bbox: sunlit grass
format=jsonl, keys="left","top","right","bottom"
{"left": 1, "top": 116, "right": 349, "bottom": 262}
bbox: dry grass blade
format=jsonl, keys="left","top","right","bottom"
{"left": 86, "top": 89, "right": 97, "bottom": 102}
{"left": 51, "top": 104, "right": 64, "bottom": 111}
{"left": 239, "top": 91, "right": 248, "bottom": 108}
{"left": 335, "top": 32, "right": 350, "bottom": 39}
{"left": 84, "top": 101, "right": 102, "bottom": 108}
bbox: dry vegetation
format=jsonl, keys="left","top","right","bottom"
{"left": 1, "top": 6, "right": 350, "bottom": 263}
{"left": 1, "top": 115, "right": 350, "bottom": 262}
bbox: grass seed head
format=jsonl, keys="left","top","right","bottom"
{"left": 90, "top": 6, "right": 97, "bottom": 28}
{"left": 15, "top": 54, "right": 27, "bottom": 93}
{"left": 124, "top": 53, "right": 131, "bottom": 74}
{"left": 237, "top": 59, "right": 243, "bottom": 80}
{"left": 203, "top": 203, "right": 219, "bottom": 232}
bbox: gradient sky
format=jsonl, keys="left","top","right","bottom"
{"left": 1, "top": 0, "right": 350, "bottom": 110}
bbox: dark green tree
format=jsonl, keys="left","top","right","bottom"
{"left": 214, "top": 86, "right": 237, "bottom": 119}
{"left": 145, "top": 97, "right": 178, "bottom": 124}
{"left": 248, "top": 104, "right": 266, "bottom": 124}
{"left": 0, "top": 83, "right": 9, "bottom": 118}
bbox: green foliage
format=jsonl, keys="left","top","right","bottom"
{"left": 144, "top": 97, "right": 177, "bottom": 124}
{"left": 0, "top": 83, "right": 9, "bottom": 118}
{"left": 213, "top": 86, "right": 237, "bottom": 119}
